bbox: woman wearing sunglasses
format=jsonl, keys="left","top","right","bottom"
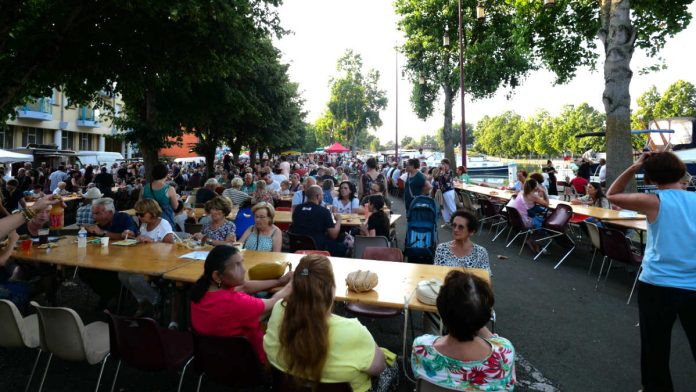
{"left": 238, "top": 202, "right": 282, "bottom": 252}
{"left": 433, "top": 210, "right": 491, "bottom": 274}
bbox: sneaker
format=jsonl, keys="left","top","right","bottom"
{"left": 168, "top": 321, "right": 179, "bottom": 330}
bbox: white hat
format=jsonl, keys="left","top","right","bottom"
{"left": 83, "top": 188, "right": 103, "bottom": 199}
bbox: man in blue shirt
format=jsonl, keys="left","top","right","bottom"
{"left": 290, "top": 185, "right": 344, "bottom": 256}
{"left": 404, "top": 158, "right": 426, "bottom": 212}
{"left": 80, "top": 197, "right": 138, "bottom": 309}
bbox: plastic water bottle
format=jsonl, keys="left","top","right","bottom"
{"left": 77, "top": 227, "right": 87, "bottom": 248}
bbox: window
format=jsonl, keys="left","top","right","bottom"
{"left": 61, "top": 131, "right": 75, "bottom": 150}
{"left": 0, "top": 126, "right": 14, "bottom": 149}
{"left": 21, "top": 127, "right": 44, "bottom": 146}
{"left": 79, "top": 132, "right": 92, "bottom": 151}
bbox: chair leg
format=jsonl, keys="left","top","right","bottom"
{"left": 595, "top": 256, "right": 608, "bottom": 290}
{"left": 533, "top": 239, "right": 553, "bottom": 261}
{"left": 110, "top": 360, "right": 122, "bottom": 392}
{"left": 24, "top": 349, "right": 42, "bottom": 392}
{"left": 95, "top": 353, "right": 110, "bottom": 392}
{"left": 37, "top": 353, "right": 53, "bottom": 392}
{"left": 627, "top": 266, "right": 643, "bottom": 305}
{"left": 588, "top": 248, "right": 597, "bottom": 275}
{"left": 604, "top": 259, "right": 615, "bottom": 282}
{"left": 518, "top": 232, "right": 530, "bottom": 255}
{"left": 553, "top": 246, "right": 576, "bottom": 269}
{"left": 177, "top": 356, "right": 194, "bottom": 392}
{"left": 196, "top": 375, "right": 204, "bottom": 392}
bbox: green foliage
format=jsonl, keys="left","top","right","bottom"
{"left": 326, "top": 50, "right": 388, "bottom": 152}
{"left": 400, "top": 136, "right": 415, "bottom": 149}
{"left": 436, "top": 122, "right": 474, "bottom": 150}
{"left": 632, "top": 80, "right": 696, "bottom": 128}
{"left": 473, "top": 103, "right": 607, "bottom": 158}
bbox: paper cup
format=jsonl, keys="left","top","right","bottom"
{"left": 100, "top": 237, "right": 110, "bottom": 247}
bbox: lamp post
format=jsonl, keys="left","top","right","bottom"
{"left": 395, "top": 45, "right": 399, "bottom": 166}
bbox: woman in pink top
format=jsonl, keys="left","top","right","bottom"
{"left": 507, "top": 179, "right": 548, "bottom": 252}
{"left": 189, "top": 245, "right": 292, "bottom": 362}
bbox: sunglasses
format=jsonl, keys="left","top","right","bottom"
{"left": 452, "top": 223, "right": 468, "bottom": 231}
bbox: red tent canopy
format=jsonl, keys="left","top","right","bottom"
{"left": 324, "top": 143, "right": 350, "bottom": 153}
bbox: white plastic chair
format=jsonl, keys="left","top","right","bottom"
{"left": 0, "top": 299, "right": 41, "bottom": 392}
{"left": 30, "top": 301, "right": 111, "bottom": 392}
{"left": 584, "top": 221, "right": 602, "bottom": 275}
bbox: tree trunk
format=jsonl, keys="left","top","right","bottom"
{"left": 599, "top": 0, "right": 636, "bottom": 190}
{"left": 141, "top": 89, "right": 159, "bottom": 181}
{"left": 442, "top": 85, "right": 456, "bottom": 165}
{"left": 249, "top": 145, "right": 257, "bottom": 166}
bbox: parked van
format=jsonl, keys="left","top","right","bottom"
{"left": 75, "top": 151, "right": 124, "bottom": 168}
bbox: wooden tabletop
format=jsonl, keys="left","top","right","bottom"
{"left": 25, "top": 195, "right": 83, "bottom": 207}
{"left": 603, "top": 219, "right": 648, "bottom": 231}
{"left": 12, "top": 237, "right": 195, "bottom": 276}
{"left": 454, "top": 183, "right": 515, "bottom": 200}
{"left": 549, "top": 199, "right": 646, "bottom": 220}
{"left": 163, "top": 249, "right": 490, "bottom": 313}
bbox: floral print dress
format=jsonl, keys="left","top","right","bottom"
{"left": 411, "top": 334, "right": 516, "bottom": 391}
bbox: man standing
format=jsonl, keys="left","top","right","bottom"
{"left": 436, "top": 159, "right": 456, "bottom": 227}
{"left": 598, "top": 158, "right": 607, "bottom": 187}
{"left": 48, "top": 165, "right": 68, "bottom": 192}
{"left": 404, "top": 158, "right": 425, "bottom": 212}
{"left": 290, "top": 185, "right": 343, "bottom": 256}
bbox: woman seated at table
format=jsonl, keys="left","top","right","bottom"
{"left": 119, "top": 199, "right": 174, "bottom": 317}
{"left": 571, "top": 182, "right": 610, "bottom": 209}
{"left": 238, "top": 202, "right": 282, "bottom": 252}
{"left": 507, "top": 179, "right": 548, "bottom": 230}
{"left": 264, "top": 254, "right": 390, "bottom": 392}
{"left": 190, "top": 245, "right": 291, "bottom": 363}
{"left": 360, "top": 195, "right": 390, "bottom": 238}
{"left": 332, "top": 181, "right": 364, "bottom": 215}
{"left": 411, "top": 270, "right": 515, "bottom": 391}
{"left": 529, "top": 172, "right": 549, "bottom": 202}
{"left": 322, "top": 179, "right": 335, "bottom": 205}
{"left": 252, "top": 180, "right": 274, "bottom": 205}
{"left": 193, "top": 196, "right": 237, "bottom": 246}
{"left": 433, "top": 210, "right": 490, "bottom": 273}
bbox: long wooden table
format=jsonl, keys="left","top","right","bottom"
{"left": 25, "top": 195, "right": 83, "bottom": 207}
{"left": 164, "top": 249, "right": 490, "bottom": 313}
{"left": 455, "top": 183, "right": 515, "bottom": 200}
{"left": 124, "top": 208, "right": 401, "bottom": 228}
{"left": 12, "top": 237, "right": 195, "bottom": 276}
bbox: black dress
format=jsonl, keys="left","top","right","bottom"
{"left": 543, "top": 166, "right": 558, "bottom": 196}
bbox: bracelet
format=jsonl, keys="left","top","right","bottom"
{"left": 23, "top": 207, "right": 36, "bottom": 219}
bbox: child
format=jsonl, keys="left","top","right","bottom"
{"left": 279, "top": 180, "right": 291, "bottom": 196}
{"left": 563, "top": 176, "right": 572, "bottom": 201}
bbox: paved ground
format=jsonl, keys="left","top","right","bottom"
{"left": 1, "top": 194, "right": 694, "bottom": 391}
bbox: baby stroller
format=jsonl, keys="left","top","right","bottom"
{"left": 404, "top": 196, "right": 439, "bottom": 264}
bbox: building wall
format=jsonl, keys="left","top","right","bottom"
{"left": 3, "top": 89, "right": 126, "bottom": 154}
{"left": 159, "top": 133, "right": 200, "bottom": 158}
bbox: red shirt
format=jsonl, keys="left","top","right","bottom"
{"left": 570, "top": 176, "right": 588, "bottom": 194}
{"left": 191, "top": 288, "right": 266, "bottom": 362}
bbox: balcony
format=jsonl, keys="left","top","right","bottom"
{"left": 16, "top": 98, "right": 53, "bottom": 121}
{"left": 76, "top": 107, "right": 99, "bottom": 128}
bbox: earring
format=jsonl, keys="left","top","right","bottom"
{"left": 217, "top": 281, "right": 222, "bottom": 288}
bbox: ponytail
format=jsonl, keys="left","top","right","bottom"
{"left": 190, "top": 245, "right": 239, "bottom": 303}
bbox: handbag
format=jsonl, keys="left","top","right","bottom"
{"left": 415, "top": 279, "right": 443, "bottom": 305}
{"left": 345, "top": 270, "right": 378, "bottom": 292}
{"left": 248, "top": 261, "right": 291, "bottom": 280}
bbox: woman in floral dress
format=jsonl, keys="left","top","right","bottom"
{"left": 411, "top": 270, "right": 515, "bottom": 391}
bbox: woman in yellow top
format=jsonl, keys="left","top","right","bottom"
{"left": 263, "top": 254, "right": 389, "bottom": 392}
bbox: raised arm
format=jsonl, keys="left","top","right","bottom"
{"left": 606, "top": 154, "right": 660, "bottom": 222}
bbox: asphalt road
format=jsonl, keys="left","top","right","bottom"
{"left": 1, "top": 194, "right": 694, "bottom": 391}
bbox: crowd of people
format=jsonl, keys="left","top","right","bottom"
{"left": 1, "top": 148, "right": 692, "bottom": 391}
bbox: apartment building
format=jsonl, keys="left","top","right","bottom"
{"left": 3, "top": 89, "right": 132, "bottom": 157}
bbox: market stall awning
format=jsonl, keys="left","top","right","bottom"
{"left": 0, "top": 148, "right": 33, "bottom": 163}
{"left": 324, "top": 143, "right": 350, "bottom": 153}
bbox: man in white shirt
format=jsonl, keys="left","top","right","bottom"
{"left": 598, "top": 158, "right": 607, "bottom": 186}
{"left": 264, "top": 171, "right": 281, "bottom": 194}
{"left": 271, "top": 167, "right": 287, "bottom": 184}
{"left": 279, "top": 157, "right": 291, "bottom": 177}
{"left": 48, "top": 165, "right": 68, "bottom": 192}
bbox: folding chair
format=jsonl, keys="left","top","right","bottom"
{"left": 346, "top": 246, "right": 403, "bottom": 318}
{"left": 105, "top": 311, "right": 193, "bottom": 392}
{"left": 271, "top": 366, "right": 351, "bottom": 392}
{"left": 584, "top": 221, "right": 602, "bottom": 275}
{"left": 533, "top": 204, "right": 576, "bottom": 269}
{"left": 504, "top": 206, "right": 535, "bottom": 255}
{"left": 352, "top": 235, "right": 390, "bottom": 259}
{"left": 596, "top": 228, "right": 643, "bottom": 304}
{"left": 287, "top": 232, "right": 318, "bottom": 253}
{"left": 193, "top": 334, "right": 266, "bottom": 391}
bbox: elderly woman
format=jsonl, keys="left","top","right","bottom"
{"left": 190, "top": 245, "right": 292, "bottom": 363}
{"left": 264, "top": 254, "right": 389, "bottom": 391}
{"left": 606, "top": 152, "right": 696, "bottom": 391}
{"left": 433, "top": 210, "right": 490, "bottom": 273}
{"left": 241, "top": 173, "right": 257, "bottom": 194}
{"left": 411, "top": 270, "right": 515, "bottom": 391}
{"left": 222, "top": 177, "right": 251, "bottom": 206}
{"left": 193, "top": 196, "right": 237, "bottom": 245}
{"left": 238, "top": 202, "right": 282, "bottom": 252}
{"left": 119, "top": 199, "right": 174, "bottom": 317}
{"left": 252, "top": 180, "right": 274, "bottom": 205}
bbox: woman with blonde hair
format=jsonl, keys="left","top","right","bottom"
{"left": 238, "top": 202, "right": 282, "bottom": 252}
{"left": 252, "top": 180, "right": 274, "bottom": 205}
{"left": 264, "top": 254, "right": 389, "bottom": 392}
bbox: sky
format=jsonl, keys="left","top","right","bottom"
{"left": 274, "top": 1, "right": 696, "bottom": 144}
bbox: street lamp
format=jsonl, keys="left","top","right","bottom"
{"left": 443, "top": 25, "right": 450, "bottom": 47}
